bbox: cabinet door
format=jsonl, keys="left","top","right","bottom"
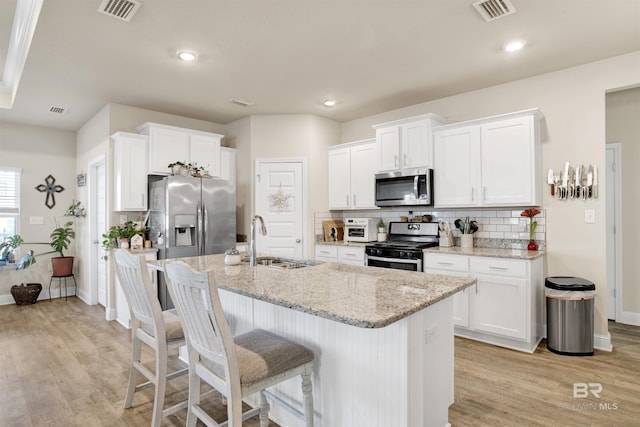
{"left": 480, "top": 116, "right": 535, "bottom": 205}
{"left": 471, "top": 274, "right": 528, "bottom": 340}
{"left": 337, "top": 245, "right": 365, "bottom": 266}
{"left": 328, "top": 147, "right": 352, "bottom": 209}
{"left": 434, "top": 125, "right": 480, "bottom": 207}
{"left": 190, "top": 134, "right": 221, "bottom": 178}
{"left": 113, "top": 133, "right": 148, "bottom": 211}
{"left": 315, "top": 244, "right": 338, "bottom": 262}
{"left": 350, "top": 142, "right": 377, "bottom": 209}
{"left": 376, "top": 126, "right": 400, "bottom": 172}
{"left": 148, "top": 127, "right": 189, "bottom": 175}
{"left": 401, "top": 120, "right": 430, "bottom": 169}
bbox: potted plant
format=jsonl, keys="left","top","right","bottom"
{"left": 377, "top": 218, "right": 386, "bottom": 233}
{"left": 49, "top": 221, "right": 76, "bottom": 276}
{"left": 64, "top": 199, "right": 86, "bottom": 218}
{"left": 101, "top": 220, "right": 149, "bottom": 251}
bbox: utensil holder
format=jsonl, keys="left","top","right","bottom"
{"left": 460, "top": 234, "right": 474, "bottom": 249}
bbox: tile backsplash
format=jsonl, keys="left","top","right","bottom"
{"left": 314, "top": 208, "right": 546, "bottom": 250}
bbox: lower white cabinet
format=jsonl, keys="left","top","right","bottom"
{"left": 315, "top": 244, "right": 365, "bottom": 266}
{"left": 424, "top": 252, "right": 543, "bottom": 353}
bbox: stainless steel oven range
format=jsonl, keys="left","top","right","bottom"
{"left": 365, "top": 221, "right": 439, "bottom": 272}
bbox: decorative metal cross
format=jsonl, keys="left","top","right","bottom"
{"left": 36, "top": 175, "right": 65, "bottom": 209}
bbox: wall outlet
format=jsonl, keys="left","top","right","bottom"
{"left": 120, "top": 215, "right": 128, "bottom": 224}
{"left": 585, "top": 209, "right": 595, "bottom": 224}
{"left": 29, "top": 216, "right": 44, "bottom": 225}
{"left": 425, "top": 326, "right": 437, "bottom": 344}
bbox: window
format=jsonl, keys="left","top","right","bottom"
{"left": 0, "top": 167, "right": 21, "bottom": 244}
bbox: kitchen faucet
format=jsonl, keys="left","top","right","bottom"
{"left": 249, "top": 215, "right": 267, "bottom": 266}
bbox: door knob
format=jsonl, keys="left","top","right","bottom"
{"left": 296, "top": 238, "right": 301, "bottom": 243}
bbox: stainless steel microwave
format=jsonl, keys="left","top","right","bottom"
{"left": 374, "top": 168, "right": 434, "bottom": 207}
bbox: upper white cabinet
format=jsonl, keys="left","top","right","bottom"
{"left": 112, "top": 132, "right": 149, "bottom": 211}
{"left": 433, "top": 108, "right": 543, "bottom": 208}
{"left": 328, "top": 139, "right": 377, "bottom": 210}
{"left": 372, "top": 114, "right": 446, "bottom": 172}
{"left": 137, "top": 122, "right": 224, "bottom": 176}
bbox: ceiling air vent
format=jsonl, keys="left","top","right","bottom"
{"left": 48, "top": 106, "right": 67, "bottom": 115}
{"left": 98, "top": 0, "right": 141, "bottom": 22}
{"left": 473, "top": 0, "right": 516, "bottom": 22}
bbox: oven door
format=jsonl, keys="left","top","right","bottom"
{"left": 366, "top": 255, "right": 422, "bottom": 272}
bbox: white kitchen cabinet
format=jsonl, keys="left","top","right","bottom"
{"left": 372, "top": 114, "right": 446, "bottom": 173}
{"left": 424, "top": 251, "right": 543, "bottom": 353}
{"left": 137, "top": 122, "right": 224, "bottom": 176}
{"left": 112, "top": 132, "right": 149, "bottom": 211}
{"left": 315, "top": 244, "right": 366, "bottom": 266}
{"left": 433, "top": 109, "right": 543, "bottom": 208}
{"left": 328, "top": 139, "right": 377, "bottom": 210}
{"left": 424, "top": 253, "right": 470, "bottom": 328}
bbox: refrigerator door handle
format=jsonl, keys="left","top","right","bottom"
{"left": 196, "top": 202, "right": 203, "bottom": 256}
{"left": 202, "top": 204, "right": 208, "bottom": 255}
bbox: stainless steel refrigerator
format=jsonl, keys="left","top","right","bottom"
{"left": 148, "top": 175, "right": 236, "bottom": 309}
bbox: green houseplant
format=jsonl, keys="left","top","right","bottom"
{"left": 101, "top": 220, "right": 149, "bottom": 251}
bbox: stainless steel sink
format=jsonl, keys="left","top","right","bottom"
{"left": 245, "top": 256, "right": 321, "bottom": 269}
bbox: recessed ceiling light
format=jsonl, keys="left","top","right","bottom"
{"left": 323, "top": 99, "right": 336, "bottom": 107}
{"left": 177, "top": 51, "right": 197, "bottom": 61}
{"left": 504, "top": 40, "right": 524, "bottom": 52}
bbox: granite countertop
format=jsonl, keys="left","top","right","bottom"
{"left": 148, "top": 254, "right": 474, "bottom": 329}
{"left": 424, "top": 246, "right": 545, "bottom": 260}
{"left": 315, "top": 241, "right": 369, "bottom": 247}
{"left": 125, "top": 248, "right": 158, "bottom": 254}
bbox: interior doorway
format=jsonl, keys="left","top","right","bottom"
{"left": 605, "top": 143, "right": 621, "bottom": 321}
{"left": 254, "top": 159, "right": 306, "bottom": 259}
{"left": 89, "top": 156, "right": 107, "bottom": 309}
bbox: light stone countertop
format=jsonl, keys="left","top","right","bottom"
{"left": 148, "top": 253, "right": 475, "bottom": 329}
{"left": 424, "top": 246, "right": 545, "bottom": 260}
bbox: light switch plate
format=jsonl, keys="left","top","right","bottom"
{"left": 585, "top": 209, "right": 595, "bottom": 223}
{"left": 29, "top": 216, "right": 44, "bottom": 225}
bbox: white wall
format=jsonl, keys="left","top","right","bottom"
{"left": 224, "top": 114, "right": 340, "bottom": 256}
{"left": 0, "top": 121, "right": 76, "bottom": 301}
{"left": 606, "top": 87, "right": 640, "bottom": 316}
{"left": 340, "top": 51, "right": 640, "bottom": 339}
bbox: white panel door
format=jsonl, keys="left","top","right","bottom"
{"left": 328, "top": 147, "right": 351, "bottom": 209}
{"left": 480, "top": 117, "right": 533, "bottom": 205}
{"left": 401, "top": 119, "right": 429, "bottom": 169}
{"left": 350, "top": 142, "right": 377, "bottom": 208}
{"left": 434, "top": 125, "right": 479, "bottom": 207}
{"left": 255, "top": 160, "right": 305, "bottom": 259}
{"left": 376, "top": 126, "right": 400, "bottom": 172}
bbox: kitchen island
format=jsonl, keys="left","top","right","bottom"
{"left": 148, "top": 254, "right": 475, "bottom": 427}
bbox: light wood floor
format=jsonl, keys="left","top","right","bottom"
{"left": 1, "top": 298, "right": 638, "bottom": 426}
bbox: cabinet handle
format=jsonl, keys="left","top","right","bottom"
{"left": 345, "top": 253, "right": 356, "bottom": 257}
{"left": 353, "top": 194, "right": 356, "bottom": 206}
{"left": 489, "top": 266, "right": 509, "bottom": 271}
{"left": 320, "top": 250, "right": 330, "bottom": 255}
{"left": 346, "top": 195, "right": 349, "bottom": 205}
{"left": 436, "top": 261, "right": 453, "bottom": 265}
{"left": 395, "top": 155, "right": 399, "bottom": 168}
{"left": 483, "top": 187, "right": 487, "bottom": 202}
{"left": 404, "top": 154, "right": 408, "bottom": 167}
{"left": 471, "top": 187, "right": 475, "bottom": 202}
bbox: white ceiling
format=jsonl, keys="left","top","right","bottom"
{"left": 1, "top": 0, "right": 639, "bottom": 131}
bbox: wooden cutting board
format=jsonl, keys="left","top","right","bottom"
{"left": 322, "top": 220, "right": 344, "bottom": 242}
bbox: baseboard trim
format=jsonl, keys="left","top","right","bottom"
{"left": 594, "top": 332, "right": 612, "bottom": 352}
{"left": 0, "top": 286, "right": 77, "bottom": 305}
{"left": 619, "top": 311, "right": 640, "bottom": 326}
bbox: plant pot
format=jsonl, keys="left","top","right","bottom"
{"left": 11, "top": 283, "right": 42, "bottom": 305}
{"left": 51, "top": 256, "right": 74, "bottom": 277}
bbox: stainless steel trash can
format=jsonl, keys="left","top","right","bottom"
{"left": 545, "top": 277, "right": 596, "bottom": 356}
